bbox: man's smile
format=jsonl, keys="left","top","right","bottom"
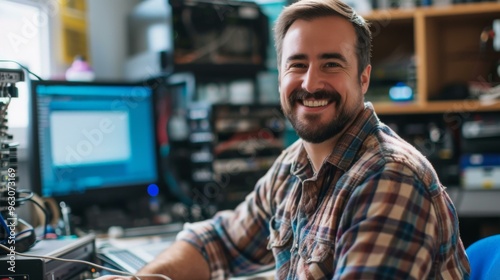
{"left": 301, "top": 99, "right": 329, "bottom": 107}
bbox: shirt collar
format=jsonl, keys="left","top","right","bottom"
{"left": 291, "top": 102, "right": 380, "bottom": 174}
{"left": 327, "top": 102, "right": 379, "bottom": 171}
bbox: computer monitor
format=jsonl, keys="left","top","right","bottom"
{"left": 29, "top": 80, "right": 161, "bottom": 230}
{"left": 126, "top": 0, "right": 269, "bottom": 77}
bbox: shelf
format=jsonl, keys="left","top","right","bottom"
{"left": 213, "top": 156, "right": 277, "bottom": 174}
{"left": 420, "top": 2, "right": 500, "bottom": 18}
{"left": 423, "top": 100, "right": 500, "bottom": 113}
{"left": 372, "top": 102, "right": 422, "bottom": 114}
{"left": 447, "top": 188, "right": 500, "bottom": 217}
{"left": 363, "top": 2, "right": 500, "bottom": 19}
{"left": 374, "top": 100, "right": 500, "bottom": 115}
{"left": 363, "top": 2, "right": 500, "bottom": 115}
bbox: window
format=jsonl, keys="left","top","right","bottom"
{"left": 1, "top": 0, "right": 50, "bottom": 155}
{"left": 0, "top": 0, "right": 49, "bottom": 128}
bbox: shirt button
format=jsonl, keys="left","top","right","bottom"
{"left": 307, "top": 257, "right": 312, "bottom": 262}
{"left": 294, "top": 243, "right": 299, "bottom": 248}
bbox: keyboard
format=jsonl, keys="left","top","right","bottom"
{"left": 103, "top": 248, "right": 148, "bottom": 272}
{"left": 98, "top": 235, "right": 176, "bottom": 273}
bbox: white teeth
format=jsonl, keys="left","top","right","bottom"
{"left": 303, "top": 100, "right": 328, "bottom": 107}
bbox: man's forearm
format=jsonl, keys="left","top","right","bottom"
{"left": 136, "top": 240, "right": 211, "bottom": 280}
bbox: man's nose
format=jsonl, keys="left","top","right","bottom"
{"left": 301, "top": 67, "right": 325, "bottom": 93}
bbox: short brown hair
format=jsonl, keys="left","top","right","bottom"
{"left": 274, "top": 0, "right": 372, "bottom": 77}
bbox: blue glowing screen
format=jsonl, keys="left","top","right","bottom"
{"left": 33, "top": 83, "right": 158, "bottom": 197}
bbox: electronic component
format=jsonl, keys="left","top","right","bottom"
{"left": 0, "top": 68, "right": 24, "bottom": 98}
{"left": 0, "top": 67, "right": 35, "bottom": 253}
{"left": 0, "top": 234, "right": 97, "bottom": 279}
{"left": 0, "top": 68, "right": 24, "bottom": 83}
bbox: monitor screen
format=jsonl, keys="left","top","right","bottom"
{"left": 29, "top": 80, "right": 160, "bottom": 230}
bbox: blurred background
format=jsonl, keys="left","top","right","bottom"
{"left": 2, "top": 0, "right": 500, "bottom": 249}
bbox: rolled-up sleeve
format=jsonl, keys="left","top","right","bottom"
{"left": 176, "top": 158, "right": 284, "bottom": 279}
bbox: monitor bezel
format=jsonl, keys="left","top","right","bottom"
{"left": 146, "top": 72, "right": 196, "bottom": 206}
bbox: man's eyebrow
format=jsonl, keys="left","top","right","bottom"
{"left": 285, "top": 54, "right": 307, "bottom": 63}
{"left": 320, "top": 52, "right": 347, "bottom": 63}
{"left": 285, "top": 53, "right": 348, "bottom": 64}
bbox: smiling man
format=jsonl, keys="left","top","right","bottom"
{"left": 98, "top": 0, "right": 470, "bottom": 279}
{"left": 277, "top": 14, "right": 370, "bottom": 173}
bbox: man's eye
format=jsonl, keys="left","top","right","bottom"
{"left": 325, "top": 62, "right": 341, "bottom": 68}
{"left": 290, "top": 63, "right": 307, "bottom": 68}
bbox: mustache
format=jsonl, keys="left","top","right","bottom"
{"left": 289, "top": 89, "right": 341, "bottom": 104}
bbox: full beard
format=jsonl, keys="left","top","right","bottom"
{"left": 283, "top": 89, "right": 358, "bottom": 144}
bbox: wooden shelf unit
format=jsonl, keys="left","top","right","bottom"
{"left": 365, "top": 4, "right": 500, "bottom": 225}
{"left": 59, "top": 0, "right": 88, "bottom": 64}
{"left": 362, "top": 2, "right": 500, "bottom": 115}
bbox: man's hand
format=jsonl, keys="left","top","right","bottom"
{"left": 94, "top": 274, "right": 170, "bottom": 280}
{"left": 94, "top": 241, "right": 209, "bottom": 280}
{"left": 94, "top": 276, "right": 132, "bottom": 280}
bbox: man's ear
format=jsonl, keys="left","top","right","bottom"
{"left": 360, "top": 64, "right": 371, "bottom": 95}
{"left": 277, "top": 69, "right": 281, "bottom": 92}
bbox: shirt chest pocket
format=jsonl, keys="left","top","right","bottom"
{"left": 299, "top": 237, "right": 336, "bottom": 279}
{"left": 267, "top": 217, "right": 293, "bottom": 250}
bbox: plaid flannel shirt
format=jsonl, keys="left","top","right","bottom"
{"left": 178, "top": 102, "right": 470, "bottom": 279}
